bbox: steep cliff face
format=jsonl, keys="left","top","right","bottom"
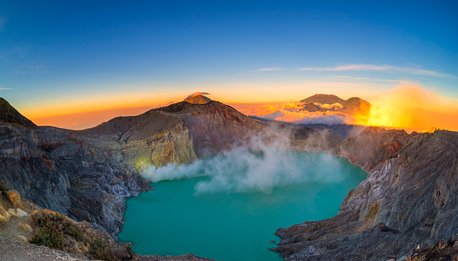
{"left": 0, "top": 120, "right": 149, "bottom": 236}
{"left": 149, "top": 124, "right": 197, "bottom": 166}
{"left": 275, "top": 128, "right": 458, "bottom": 260}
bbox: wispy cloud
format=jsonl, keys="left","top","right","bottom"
{"left": 297, "top": 64, "right": 452, "bottom": 77}
{"left": 330, "top": 75, "right": 398, "bottom": 83}
{"left": 0, "top": 86, "right": 12, "bottom": 91}
{"left": 257, "top": 67, "right": 283, "bottom": 72}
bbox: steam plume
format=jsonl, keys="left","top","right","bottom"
{"left": 141, "top": 132, "right": 346, "bottom": 194}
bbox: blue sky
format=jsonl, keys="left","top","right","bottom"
{"left": 0, "top": 0, "right": 457, "bottom": 116}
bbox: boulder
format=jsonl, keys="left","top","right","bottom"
{"left": 19, "top": 222, "right": 33, "bottom": 233}
{"left": 6, "top": 190, "right": 23, "bottom": 209}
{"left": 8, "top": 208, "right": 28, "bottom": 218}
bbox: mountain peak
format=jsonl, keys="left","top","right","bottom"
{"left": 0, "top": 97, "right": 36, "bottom": 127}
{"left": 301, "top": 94, "right": 345, "bottom": 104}
{"left": 183, "top": 92, "right": 212, "bottom": 104}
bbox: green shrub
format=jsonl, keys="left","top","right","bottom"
{"left": 31, "top": 211, "right": 127, "bottom": 261}
{"left": 30, "top": 223, "right": 65, "bottom": 249}
{"left": 30, "top": 212, "right": 86, "bottom": 249}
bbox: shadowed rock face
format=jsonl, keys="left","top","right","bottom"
{"left": 275, "top": 128, "right": 458, "bottom": 261}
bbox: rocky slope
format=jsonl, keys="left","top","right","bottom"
{"left": 275, "top": 128, "right": 458, "bottom": 260}
{"left": 0, "top": 99, "right": 149, "bottom": 236}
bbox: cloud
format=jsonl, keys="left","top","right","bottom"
{"left": 257, "top": 67, "right": 283, "bottom": 72}
{"left": 187, "top": 91, "right": 210, "bottom": 98}
{"left": 330, "top": 75, "right": 398, "bottom": 83}
{"left": 297, "top": 64, "right": 451, "bottom": 77}
{"left": 0, "top": 86, "right": 12, "bottom": 91}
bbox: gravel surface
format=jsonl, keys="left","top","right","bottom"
{"left": 0, "top": 239, "right": 87, "bottom": 261}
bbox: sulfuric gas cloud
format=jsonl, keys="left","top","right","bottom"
{"left": 141, "top": 133, "right": 347, "bottom": 194}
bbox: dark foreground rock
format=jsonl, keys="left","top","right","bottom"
{"left": 275, "top": 128, "right": 458, "bottom": 260}
{"left": 407, "top": 235, "right": 458, "bottom": 260}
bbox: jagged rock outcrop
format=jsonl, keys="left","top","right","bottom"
{"left": 275, "top": 128, "right": 458, "bottom": 260}
{"left": 407, "top": 235, "right": 458, "bottom": 260}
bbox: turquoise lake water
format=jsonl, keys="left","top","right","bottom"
{"left": 119, "top": 152, "right": 366, "bottom": 261}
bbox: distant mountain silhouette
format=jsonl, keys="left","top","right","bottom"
{"left": 301, "top": 94, "right": 345, "bottom": 104}
{"left": 300, "top": 94, "right": 371, "bottom": 115}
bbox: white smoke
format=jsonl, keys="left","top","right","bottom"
{"left": 141, "top": 131, "right": 345, "bottom": 194}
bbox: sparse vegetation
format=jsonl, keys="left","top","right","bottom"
{"left": 89, "top": 238, "right": 117, "bottom": 261}
{"left": 30, "top": 211, "right": 85, "bottom": 249}
{"left": 30, "top": 210, "right": 131, "bottom": 260}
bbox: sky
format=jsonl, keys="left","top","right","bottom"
{"left": 0, "top": 0, "right": 457, "bottom": 129}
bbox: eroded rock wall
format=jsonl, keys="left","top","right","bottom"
{"left": 275, "top": 129, "right": 458, "bottom": 261}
